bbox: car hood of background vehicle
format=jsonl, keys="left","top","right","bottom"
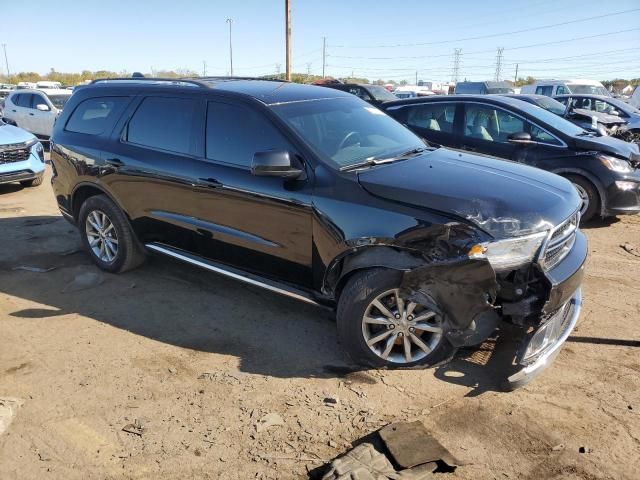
{"left": 0, "top": 123, "right": 36, "bottom": 145}
{"left": 573, "top": 132, "right": 640, "bottom": 161}
{"left": 357, "top": 148, "right": 580, "bottom": 238}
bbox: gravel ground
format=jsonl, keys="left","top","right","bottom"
{"left": 1, "top": 163, "right": 639, "bottom": 479}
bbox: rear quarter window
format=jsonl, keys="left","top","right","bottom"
{"left": 65, "top": 97, "right": 129, "bottom": 135}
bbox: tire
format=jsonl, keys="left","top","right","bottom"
{"left": 78, "top": 194, "right": 145, "bottom": 273}
{"left": 565, "top": 174, "right": 599, "bottom": 222}
{"left": 336, "top": 268, "right": 455, "bottom": 369}
{"left": 20, "top": 176, "right": 43, "bottom": 187}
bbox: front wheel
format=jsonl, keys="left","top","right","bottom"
{"left": 565, "top": 175, "right": 599, "bottom": 222}
{"left": 78, "top": 194, "right": 145, "bottom": 273}
{"left": 336, "top": 268, "right": 455, "bottom": 368}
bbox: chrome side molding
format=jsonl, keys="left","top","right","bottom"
{"left": 145, "top": 243, "right": 321, "bottom": 307}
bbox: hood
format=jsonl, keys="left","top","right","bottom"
{"left": 572, "top": 132, "right": 640, "bottom": 162}
{"left": 0, "top": 123, "right": 36, "bottom": 145}
{"left": 571, "top": 108, "right": 626, "bottom": 126}
{"left": 357, "top": 148, "right": 581, "bottom": 238}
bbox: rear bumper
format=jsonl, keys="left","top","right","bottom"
{"left": 506, "top": 288, "right": 581, "bottom": 389}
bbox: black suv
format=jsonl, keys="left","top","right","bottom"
{"left": 51, "top": 78, "right": 586, "bottom": 388}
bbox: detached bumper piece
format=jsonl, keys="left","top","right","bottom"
{"left": 506, "top": 288, "right": 582, "bottom": 390}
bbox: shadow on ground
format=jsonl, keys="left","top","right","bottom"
{"left": 0, "top": 215, "right": 535, "bottom": 389}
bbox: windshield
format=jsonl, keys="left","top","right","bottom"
{"left": 568, "top": 84, "right": 609, "bottom": 96}
{"left": 606, "top": 96, "right": 640, "bottom": 114}
{"left": 532, "top": 96, "right": 567, "bottom": 115}
{"left": 367, "top": 85, "right": 398, "bottom": 102}
{"left": 487, "top": 87, "right": 514, "bottom": 94}
{"left": 46, "top": 94, "right": 70, "bottom": 110}
{"left": 272, "top": 97, "right": 425, "bottom": 169}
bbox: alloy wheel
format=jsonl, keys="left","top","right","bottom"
{"left": 574, "top": 183, "right": 590, "bottom": 217}
{"left": 361, "top": 289, "right": 443, "bottom": 364}
{"left": 85, "top": 210, "right": 119, "bottom": 263}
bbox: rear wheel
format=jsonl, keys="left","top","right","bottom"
{"left": 565, "top": 175, "right": 599, "bottom": 222}
{"left": 78, "top": 195, "right": 145, "bottom": 273}
{"left": 336, "top": 268, "right": 455, "bottom": 368}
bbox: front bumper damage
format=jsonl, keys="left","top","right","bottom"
{"left": 398, "top": 229, "right": 587, "bottom": 390}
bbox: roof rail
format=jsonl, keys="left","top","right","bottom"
{"left": 90, "top": 77, "right": 209, "bottom": 88}
{"left": 194, "top": 76, "right": 289, "bottom": 83}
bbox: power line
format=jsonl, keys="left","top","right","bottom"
{"left": 330, "top": 8, "right": 640, "bottom": 48}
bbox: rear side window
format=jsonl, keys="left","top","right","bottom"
{"left": 66, "top": 97, "right": 128, "bottom": 135}
{"left": 405, "top": 103, "right": 456, "bottom": 133}
{"left": 126, "top": 97, "right": 198, "bottom": 155}
{"left": 206, "top": 101, "right": 289, "bottom": 168}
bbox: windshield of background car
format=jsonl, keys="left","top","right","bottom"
{"left": 272, "top": 97, "right": 425, "bottom": 169}
{"left": 606, "top": 96, "right": 640, "bottom": 114}
{"left": 521, "top": 101, "right": 586, "bottom": 136}
{"left": 46, "top": 94, "right": 70, "bottom": 110}
{"left": 533, "top": 96, "right": 566, "bottom": 115}
{"left": 487, "top": 88, "right": 515, "bottom": 94}
{"left": 367, "top": 85, "right": 398, "bottom": 102}
{"left": 568, "top": 85, "right": 609, "bottom": 96}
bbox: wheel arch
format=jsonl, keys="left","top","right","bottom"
{"left": 71, "top": 182, "right": 128, "bottom": 222}
{"left": 551, "top": 168, "right": 606, "bottom": 216}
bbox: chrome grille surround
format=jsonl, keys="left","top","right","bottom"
{"left": 538, "top": 211, "right": 580, "bottom": 271}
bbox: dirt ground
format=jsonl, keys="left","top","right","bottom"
{"left": 1, "top": 162, "right": 639, "bottom": 480}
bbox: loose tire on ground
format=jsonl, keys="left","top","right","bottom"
{"left": 336, "top": 268, "right": 455, "bottom": 369}
{"left": 78, "top": 194, "right": 145, "bottom": 273}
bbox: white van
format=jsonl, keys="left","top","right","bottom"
{"left": 630, "top": 86, "right": 640, "bottom": 109}
{"left": 521, "top": 79, "right": 609, "bottom": 97}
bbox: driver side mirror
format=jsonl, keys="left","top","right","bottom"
{"left": 251, "top": 151, "right": 304, "bottom": 179}
{"left": 507, "top": 132, "right": 536, "bottom": 145}
{"left": 36, "top": 103, "right": 50, "bottom": 111}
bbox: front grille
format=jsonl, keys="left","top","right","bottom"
{"left": 541, "top": 212, "right": 579, "bottom": 270}
{"left": 0, "top": 143, "right": 30, "bottom": 164}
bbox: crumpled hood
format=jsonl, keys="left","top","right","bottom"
{"left": 573, "top": 133, "right": 640, "bottom": 163}
{"left": 357, "top": 148, "right": 581, "bottom": 238}
{"left": 0, "top": 123, "right": 36, "bottom": 146}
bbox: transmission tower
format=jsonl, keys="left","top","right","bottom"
{"left": 451, "top": 49, "right": 461, "bottom": 83}
{"left": 494, "top": 47, "right": 504, "bottom": 81}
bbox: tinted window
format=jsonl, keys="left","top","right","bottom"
{"left": 126, "top": 97, "right": 198, "bottom": 154}
{"left": 556, "top": 85, "right": 569, "bottom": 95}
{"left": 455, "top": 83, "right": 484, "bottom": 94}
{"left": 46, "top": 94, "right": 70, "bottom": 110}
{"left": 66, "top": 97, "right": 128, "bottom": 135}
{"left": 10, "top": 93, "right": 21, "bottom": 106}
{"left": 206, "top": 102, "right": 289, "bottom": 168}
{"left": 405, "top": 103, "right": 456, "bottom": 133}
{"left": 367, "top": 85, "right": 397, "bottom": 102}
{"left": 535, "top": 86, "right": 553, "bottom": 96}
{"left": 346, "top": 86, "right": 371, "bottom": 101}
{"left": 464, "top": 104, "right": 524, "bottom": 143}
{"left": 14, "top": 93, "right": 32, "bottom": 107}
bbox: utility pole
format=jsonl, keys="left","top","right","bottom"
{"left": 494, "top": 47, "right": 504, "bottom": 82}
{"left": 285, "top": 0, "right": 291, "bottom": 81}
{"left": 415, "top": 71, "right": 418, "bottom": 85}
{"left": 203, "top": 61, "right": 207, "bottom": 77}
{"left": 451, "top": 48, "right": 461, "bottom": 83}
{"left": 514, "top": 63, "right": 519, "bottom": 83}
{"left": 2, "top": 44, "right": 9, "bottom": 79}
{"left": 226, "top": 18, "right": 234, "bottom": 77}
{"left": 322, "top": 37, "right": 326, "bottom": 78}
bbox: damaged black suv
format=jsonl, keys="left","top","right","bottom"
{"left": 50, "top": 78, "right": 586, "bottom": 388}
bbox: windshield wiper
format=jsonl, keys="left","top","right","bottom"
{"left": 340, "top": 147, "right": 430, "bottom": 172}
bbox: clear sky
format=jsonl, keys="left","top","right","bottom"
{"left": 2, "top": 0, "right": 640, "bottom": 82}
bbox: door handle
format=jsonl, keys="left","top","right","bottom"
{"left": 104, "top": 158, "right": 124, "bottom": 167}
{"left": 197, "top": 177, "right": 222, "bottom": 188}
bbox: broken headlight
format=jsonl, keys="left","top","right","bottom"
{"left": 468, "top": 231, "right": 547, "bottom": 271}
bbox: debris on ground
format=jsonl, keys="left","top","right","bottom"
{"left": 578, "top": 446, "right": 593, "bottom": 454}
{"left": 319, "top": 422, "right": 459, "bottom": 479}
{"left": 12, "top": 266, "right": 56, "bottom": 273}
{"left": 551, "top": 444, "right": 565, "bottom": 452}
{"left": 620, "top": 243, "right": 640, "bottom": 257}
{"left": 255, "top": 412, "right": 284, "bottom": 433}
{"left": 0, "top": 398, "right": 24, "bottom": 436}
{"left": 323, "top": 395, "right": 340, "bottom": 406}
{"left": 379, "top": 421, "right": 461, "bottom": 470}
{"left": 62, "top": 272, "right": 104, "bottom": 293}
{"left": 122, "top": 419, "right": 145, "bottom": 437}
